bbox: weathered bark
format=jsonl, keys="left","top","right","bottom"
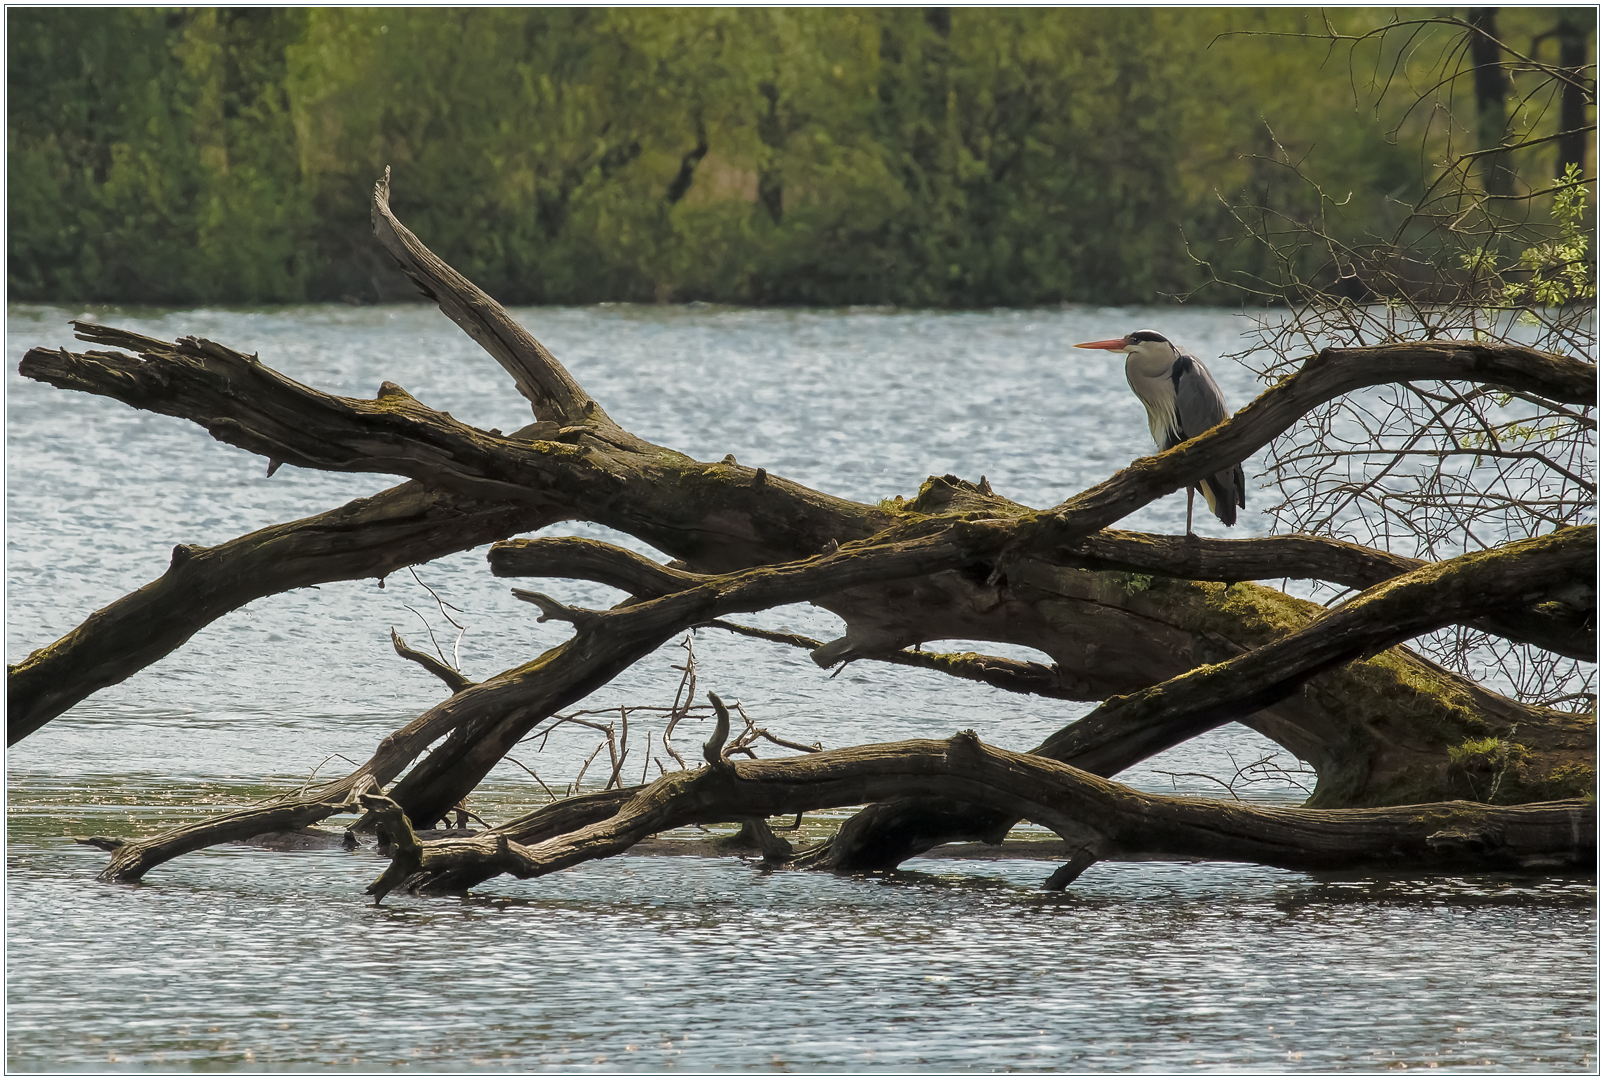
{"left": 384, "top": 730, "right": 1594, "bottom": 896}
{"left": 381, "top": 524, "right": 1010, "bottom": 829}
{"left": 26, "top": 331, "right": 1592, "bottom": 565}
{"left": 390, "top": 628, "right": 475, "bottom": 694}
{"left": 22, "top": 321, "right": 887, "bottom": 572}
{"left": 91, "top": 777, "right": 380, "bottom": 882}
{"left": 1040, "top": 528, "right": 1593, "bottom": 660}
{"left": 34, "top": 341, "right": 1578, "bottom": 879}
{"left": 370, "top": 167, "right": 600, "bottom": 429}
{"left": 357, "top": 790, "right": 427, "bottom": 902}
{"left": 82, "top": 480, "right": 1587, "bottom": 885}
{"left": 16, "top": 321, "right": 1591, "bottom": 755}
{"left": 736, "top": 527, "right": 1600, "bottom": 872}
{"left": 492, "top": 521, "right": 1592, "bottom": 664}
{"left": 1034, "top": 527, "right": 1593, "bottom": 776}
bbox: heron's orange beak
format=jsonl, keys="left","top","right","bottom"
{"left": 1073, "top": 337, "right": 1129, "bottom": 350}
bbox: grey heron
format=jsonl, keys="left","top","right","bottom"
{"left": 1073, "top": 329, "right": 1245, "bottom": 533}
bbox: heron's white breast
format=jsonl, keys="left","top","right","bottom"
{"left": 1125, "top": 354, "right": 1179, "bottom": 449}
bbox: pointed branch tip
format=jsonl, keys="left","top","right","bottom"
{"left": 703, "top": 691, "right": 733, "bottom": 768}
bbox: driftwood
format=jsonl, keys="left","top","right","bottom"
{"left": 793, "top": 527, "right": 1594, "bottom": 871}
{"left": 13, "top": 169, "right": 1596, "bottom": 892}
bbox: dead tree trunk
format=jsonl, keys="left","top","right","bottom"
{"left": 13, "top": 170, "right": 1596, "bottom": 887}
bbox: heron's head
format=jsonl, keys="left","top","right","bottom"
{"left": 1073, "top": 329, "right": 1176, "bottom": 363}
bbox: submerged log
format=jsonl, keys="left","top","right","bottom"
{"left": 390, "top": 729, "right": 1594, "bottom": 896}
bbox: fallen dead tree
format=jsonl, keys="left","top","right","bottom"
{"left": 13, "top": 169, "right": 1597, "bottom": 893}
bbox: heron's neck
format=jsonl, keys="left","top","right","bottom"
{"left": 1124, "top": 349, "right": 1175, "bottom": 381}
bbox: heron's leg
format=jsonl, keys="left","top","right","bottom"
{"left": 1185, "top": 486, "right": 1196, "bottom": 535}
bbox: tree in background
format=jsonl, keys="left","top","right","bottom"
{"left": 11, "top": 7, "right": 1552, "bottom": 307}
{"left": 8, "top": 9, "right": 313, "bottom": 301}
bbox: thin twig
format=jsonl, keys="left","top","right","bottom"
{"left": 571, "top": 740, "right": 606, "bottom": 796}
{"left": 504, "top": 754, "right": 560, "bottom": 802}
{"left": 409, "top": 566, "right": 468, "bottom": 670}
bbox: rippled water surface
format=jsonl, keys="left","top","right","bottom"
{"left": 6, "top": 303, "right": 1597, "bottom": 1071}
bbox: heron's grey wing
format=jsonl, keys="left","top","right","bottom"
{"left": 1169, "top": 353, "right": 1230, "bottom": 441}
{"left": 1173, "top": 353, "right": 1246, "bottom": 524}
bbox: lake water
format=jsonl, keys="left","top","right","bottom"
{"left": 5, "top": 302, "right": 1596, "bottom": 1071}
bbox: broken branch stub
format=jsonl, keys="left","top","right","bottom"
{"left": 703, "top": 692, "right": 734, "bottom": 769}
{"left": 370, "top": 166, "right": 601, "bottom": 430}
{"left": 390, "top": 628, "right": 475, "bottom": 694}
{"left": 358, "top": 790, "right": 425, "bottom": 903}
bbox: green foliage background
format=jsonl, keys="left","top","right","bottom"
{"left": 5, "top": 7, "right": 1585, "bottom": 306}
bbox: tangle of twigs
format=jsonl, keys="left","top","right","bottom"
{"left": 1194, "top": 14, "right": 1596, "bottom": 713}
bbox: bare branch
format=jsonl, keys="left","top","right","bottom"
{"left": 1035, "top": 526, "right": 1594, "bottom": 773}
{"left": 8, "top": 482, "right": 552, "bottom": 744}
